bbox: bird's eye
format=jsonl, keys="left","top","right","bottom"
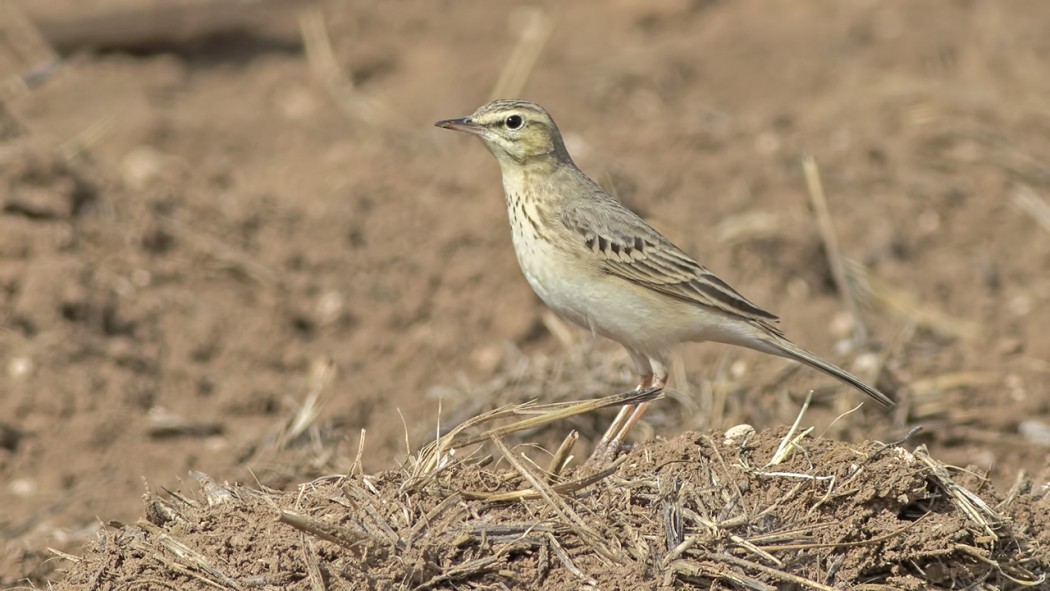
{"left": 504, "top": 114, "right": 524, "bottom": 130}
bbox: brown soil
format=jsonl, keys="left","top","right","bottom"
{"left": 54, "top": 427, "right": 1050, "bottom": 589}
{"left": 2, "top": 0, "right": 1050, "bottom": 588}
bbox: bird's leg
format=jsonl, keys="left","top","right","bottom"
{"left": 586, "top": 372, "right": 656, "bottom": 467}
{"left": 600, "top": 373, "right": 653, "bottom": 446}
{"left": 585, "top": 352, "right": 668, "bottom": 467}
{"left": 604, "top": 373, "right": 665, "bottom": 454}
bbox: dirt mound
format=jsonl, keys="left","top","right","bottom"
{"left": 55, "top": 422, "right": 1050, "bottom": 590}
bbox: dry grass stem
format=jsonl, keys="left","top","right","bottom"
{"left": 1013, "top": 186, "right": 1050, "bottom": 233}
{"left": 715, "top": 211, "right": 787, "bottom": 245}
{"left": 414, "top": 387, "right": 661, "bottom": 477}
{"left": 801, "top": 155, "right": 867, "bottom": 346}
{"left": 715, "top": 552, "right": 838, "bottom": 591}
{"left": 278, "top": 510, "right": 375, "bottom": 554}
{"left": 489, "top": 7, "right": 554, "bottom": 100}
{"left": 768, "top": 390, "right": 814, "bottom": 466}
{"left": 545, "top": 532, "right": 595, "bottom": 583}
{"left": 846, "top": 257, "right": 981, "bottom": 340}
{"left": 546, "top": 430, "right": 578, "bottom": 481}
{"left": 0, "top": 1, "right": 59, "bottom": 99}
{"left": 147, "top": 407, "right": 224, "bottom": 439}
{"left": 348, "top": 428, "right": 367, "bottom": 478}
{"left": 300, "top": 535, "right": 325, "bottom": 591}
{"left": 47, "top": 547, "right": 82, "bottom": 563}
{"left": 458, "top": 387, "right": 661, "bottom": 446}
{"left": 540, "top": 309, "right": 578, "bottom": 349}
{"left": 490, "top": 436, "right": 622, "bottom": 562}
{"left": 139, "top": 520, "right": 243, "bottom": 590}
{"left": 914, "top": 447, "right": 1002, "bottom": 540}
{"left": 458, "top": 455, "right": 626, "bottom": 502}
{"left": 411, "top": 554, "right": 505, "bottom": 591}
{"left": 59, "top": 114, "right": 116, "bottom": 160}
{"left": 300, "top": 7, "right": 397, "bottom": 128}
{"left": 270, "top": 357, "right": 334, "bottom": 451}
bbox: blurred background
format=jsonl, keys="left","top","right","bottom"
{"left": 2, "top": 0, "right": 1049, "bottom": 584}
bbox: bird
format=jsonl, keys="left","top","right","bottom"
{"left": 435, "top": 99, "right": 893, "bottom": 464}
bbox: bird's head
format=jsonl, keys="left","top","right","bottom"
{"left": 435, "top": 99, "right": 572, "bottom": 167}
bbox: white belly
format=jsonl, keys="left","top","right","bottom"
{"left": 509, "top": 211, "right": 681, "bottom": 355}
{"left": 505, "top": 197, "right": 752, "bottom": 359}
{"left": 513, "top": 231, "right": 591, "bottom": 324}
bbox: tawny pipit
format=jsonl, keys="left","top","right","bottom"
{"left": 436, "top": 99, "right": 893, "bottom": 462}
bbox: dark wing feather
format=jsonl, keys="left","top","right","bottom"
{"left": 561, "top": 195, "right": 780, "bottom": 325}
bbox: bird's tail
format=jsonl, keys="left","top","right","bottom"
{"left": 759, "top": 335, "right": 894, "bottom": 408}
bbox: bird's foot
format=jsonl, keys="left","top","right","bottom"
{"left": 582, "top": 383, "right": 664, "bottom": 469}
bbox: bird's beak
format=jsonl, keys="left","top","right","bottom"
{"left": 434, "top": 116, "right": 485, "bottom": 136}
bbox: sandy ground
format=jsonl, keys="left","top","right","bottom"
{"left": 2, "top": 0, "right": 1050, "bottom": 587}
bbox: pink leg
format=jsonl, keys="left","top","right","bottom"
{"left": 600, "top": 371, "right": 663, "bottom": 455}
{"left": 597, "top": 373, "right": 653, "bottom": 449}
{"left": 586, "top": 370, "right": 665, "bottom": 467}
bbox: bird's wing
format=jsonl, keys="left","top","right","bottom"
{"left": 560, "top": 196, "right": 781, "bottom": 325}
